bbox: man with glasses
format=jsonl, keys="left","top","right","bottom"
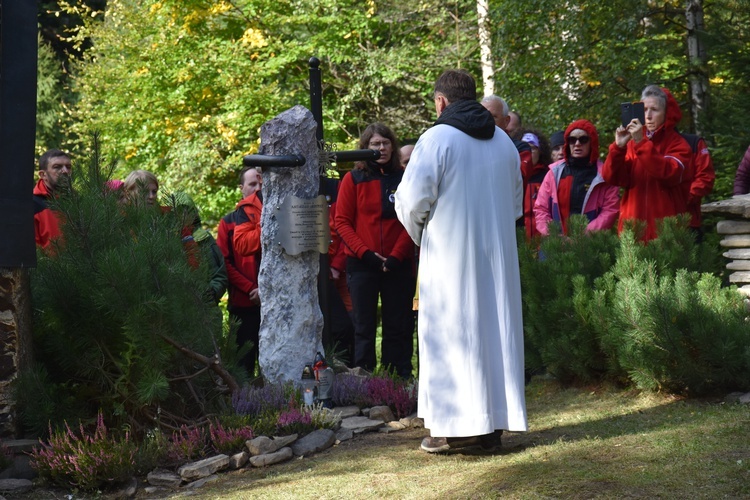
{"left": 395, "top": 70, "right": 527, "bottom": 453}
{"left": 534, "top": 120, "right": 620, "bottom": 235}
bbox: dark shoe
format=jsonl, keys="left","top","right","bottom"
{"left": 421, "top": 435, "right": 482, "bottom": 453}
{"left": 479, "top": 430, "right": 503, "bottom": 452}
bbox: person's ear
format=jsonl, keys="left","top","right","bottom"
{"left": 435, "top": 94, "right": 448, "bottom": 116}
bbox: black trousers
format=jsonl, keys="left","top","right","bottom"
{"left": 230, "top": 305, "right": 261, "bottom": 377}
{"left": 347, "top": 258, "right": 415, "bottom": 378}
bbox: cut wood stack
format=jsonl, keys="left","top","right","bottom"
{"left": 702, "top": 195, "right": 750, "bottom": 296}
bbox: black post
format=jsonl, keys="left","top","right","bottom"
{"left": 0, "top": 0, "right": 38, "bottom": 267}
{"left": 309, "top": 56, "right": 332, "bottom": 347}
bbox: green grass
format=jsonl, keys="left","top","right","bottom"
{"left": 182, "top": 378, "right": 750, "bottom": 499}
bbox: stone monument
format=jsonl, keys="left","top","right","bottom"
{"left": 256, "top": 105, "right": 324, "bottom": 384}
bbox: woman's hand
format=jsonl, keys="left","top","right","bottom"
{"left": 614, "top": 125, "right": 631, "bottom": 149}
{"left": 627, "top": 118, "right": 644, "bottom": 143}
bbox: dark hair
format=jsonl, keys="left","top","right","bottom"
{"left": 356, "top": 123, "right": 401, "bottom": 172}
{"left": 239, "top": 166, "right": 259, "bottom": 184}
{"left": 39, "top": 149, "right": 69, "bottom": 171}
{"left": 434, "top": 70, "right": 477, "bottom": 103}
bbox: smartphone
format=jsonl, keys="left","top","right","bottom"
{"left": 620, "top": 101, "right": 645, "bottom": 128}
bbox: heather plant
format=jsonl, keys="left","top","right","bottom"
{"left": 232, "top": 381, "right": 298, "bottom": 418}
{"left": 209, "top": 420, "right": 254, "bottom": 454}
{"left": 30, "top": 413, "right": 136, "bottom": 491}
{"left": 133, "top": 428, "right": 169, "bottom": 475}
{"left": 167, "top": 425, "right": 208, "bottom": 464}
{"left": 276, "top": 405, "right": 314, "bottom": 435}
{"left": 332, "top": 373, "right": 417, "bottom": 418}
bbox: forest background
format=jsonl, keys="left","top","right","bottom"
{"left": 36, "top": 0, "right": 750, "bottom": 228}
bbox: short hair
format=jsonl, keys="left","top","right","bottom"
{"left": 481, "top": 95, "right": 509, "bottom": 117}
{"left": 239, "top": 166, "right": 261, "bottom": 184}
{"left": 509, "top": 111, "right": 522, "bottom": 126}
{"left": 39, "top": 149, "right": 70, "bottom": 171}
{"left": 434, "top": 70, "right": 477, "bottom": 103}
{"left": 357, "top": 123, "right": 401, "bottom": 172}
{"left": 641, "top": 85, "right": 667, "bottom": 111}
{"left": 123, "top": 170, "right": 159, "bottom": 199}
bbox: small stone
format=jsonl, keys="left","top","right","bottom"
{"left": 229, "top": 451, "right": 249, "bottom": 469}
{"left": 361, "top": 408, "right": 370, "bottom": 417}
{"left": 184, "top": 474, "right": 219, "bottom": 489}
{"left": 272, "top": 434, "right": 299, "bottom": 449}
{"left": 369, "top": 405, "right": 395, "bottom": 423}
{"left": 113, "top": 476, "right": 138, "bottom": 498}
{"left": 329, "top": 405, "right": 361, "bottom": 419}
{"left": 346, "top": 367, "right": 371, "bottom": 377}
{"left": 249, "top": 447, "right": 294, "bottom": 467}
{"left": 144, "top": 486, "right": 164, "bottom": 494}
{"left": 726, "top": 260, "right": 750, "bottom": 271}
{"left": 340, "top": 416, "right": 384, "bottom": 433}
{"left": 335, "top": 428, "right": 354, "bottom": 443}
{"left": 385, "top": 421, "right": 406, "bottom": 430}
{"left": 720, "top": 235, "right": 750, "bottom": 248}
{"left": 246, "top": 436, "right": 278, "bottom": 456}
{"left": 291, "top": 429, "right": 336, "bottom": 456}
{"left": 411, "top": 417, "right": 425, "bottom": 428}
{"left": 147, "top": 469, "right": 182, "bottom": 488}
{"left": 0, "top": 479, "right": 33, "bottom": 494}
{"left": 178, "top": 455, "right": 229, "bottom": 481}
{"left": 725, "top": 392, "right": 744, "bottom": 403}
{"left": 739, "top": 392, "right": 750, "bottom": 404}
{"left": 717, "top": 220, "right": 750, "bottom": 234}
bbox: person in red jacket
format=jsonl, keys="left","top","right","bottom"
{"left": 335, "top": 123, "right": 416, "bottom": 378}
{"left": 33, "top": 149, "right": 72, "bottom": 249}
{"left": 602, "top": 85, "right": 693, "bottom": 241}
{"left": 217, "top": 166, "right": 263, "bottom": 377}
{"left": 518, "top": 129, "right": 551, "bottom": 240}
{"left": 679, "top": 132, "right": 715, "bottom": 241}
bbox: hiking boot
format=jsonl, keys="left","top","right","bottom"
{"left": 420, "top": 435, "right": 482, "bottom": 453}
{"left": 479, "top": 430, "right": 503, "bottom": 452}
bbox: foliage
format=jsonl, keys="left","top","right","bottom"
{"left": 28, "top": 137, "right": 240, "bottom": 436}
{"left": 276, "top": 403, "right": 314, "bottom": 435}
{"left": 331, "top": 373, "right": 417, "bottom": 418}
{"left": 520, "top": 215, "right": 750, "bottom": 395}
{"left": 30, "top": 412, "right": 136, "bottom": 491}
{"left": 209, "top": 421, "right": 254, "bottom": 454}
{"left": 232, "top": 382, "right": 298, "bottom": 418}
{"left": 133, "top": 428, "right": 169, "bottom": 475}
{"left": 167, "top": 425, "right": 208, "bottom": 463}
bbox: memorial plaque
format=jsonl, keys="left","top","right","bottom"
{"left": 276, "top": 195, "right": 330, "bottom": 255}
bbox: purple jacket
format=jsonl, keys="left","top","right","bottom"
{"left": 534, "top": 159, "right": 620, "bottom": 235}
{"left": 733, "top": 145, "right": 750, "bottom": 195}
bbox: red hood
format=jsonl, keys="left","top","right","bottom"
{"left": 659, "top": 87, "right": 683, "bottom": 132}
{"left": 237, "top": 192, "right": 262, "bottom": 210}
{"left": 33, "top": 178, "right": 53, "bottom": 198}
{"left": 564, "top": 119, "right": 600, "bottom": 164}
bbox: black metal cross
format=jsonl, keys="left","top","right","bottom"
{"left": 243, "top": 56, "right": 379, "bottom": 344}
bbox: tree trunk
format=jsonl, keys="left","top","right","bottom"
{"left": 686, "top": 0, "right": 709, "bottom": 136}
{"left": 476, "top": 0, "right": 494, "bottom": 96}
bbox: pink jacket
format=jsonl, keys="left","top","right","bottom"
{"left": 534, "top": 159, "right": 620, "bottom": 235}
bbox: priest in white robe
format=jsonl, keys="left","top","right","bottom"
{"left": 394, "top": 69, "right": 527, "bottom": 453}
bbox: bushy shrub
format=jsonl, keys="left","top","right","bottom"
{"left": 232, "top": 382, "right": 297, "bottom": 418}
{"left": 209, "top": 421, "right": 254, "bottom": 454}
{"left": 167, "top": 426, "right": 208, "bottom": 463}
{"left": 332, "top": 374, "right": 417, "bottom": 418}
{"left": 519, "top": 215, "right": 750, "bottom": 395}
{"left": 30, "top": 413, "right": 136, "bottom": 491}
{"left": 27, "top": 138, "right": 240, "bottom": 435}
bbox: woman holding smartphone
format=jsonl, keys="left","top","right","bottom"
{"left": 601, "top": 85, "right": 693, "bottom": 241}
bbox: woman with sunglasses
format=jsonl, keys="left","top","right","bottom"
{"left": 534, "top": 119, "right": 620, "bottom": 236}
{"left": 602, "top": 85, "right": 693, "bottom": 241}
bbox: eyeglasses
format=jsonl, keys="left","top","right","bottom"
{"left": 567, "top": 136, "right": 590, "bottom": 145}
{"left": 369, "top": 140, "right": 391, "bottom": 149}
